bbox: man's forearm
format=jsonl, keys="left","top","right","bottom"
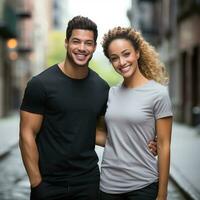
{"left": 96, "top": 117, "right": 107, "bottom": 147}
{"left": 19, "top": 132, "right": 42, "bottom": 187}
{"left": 96, "top": 129, "right": 107, "bottom": 147}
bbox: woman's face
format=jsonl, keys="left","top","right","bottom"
{"left": 108, "top": 39, "right": 139, "bottom": 79}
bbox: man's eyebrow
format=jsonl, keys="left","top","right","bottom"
{"left": 71, "top": 37, "right": 80, "bottom": 40}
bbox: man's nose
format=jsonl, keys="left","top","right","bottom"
{"left": 78, "top": 43, "right": 86, "bottom": 51}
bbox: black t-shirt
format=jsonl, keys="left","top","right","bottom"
{"left": 20, "top": 64, "right": 109, "bottom": 184}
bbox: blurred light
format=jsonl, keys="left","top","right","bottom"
{"left": 7, "top": 39, "right": 18, "bottom": 49}
{"left": 9, "top": 51, "right": 18, "bottom": 60}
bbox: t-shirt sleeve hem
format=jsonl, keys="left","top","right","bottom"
{"left": 20, "top": 106, "right": 44, "bottom": 115}
{"left": 155, "top": 112, "right": 173, "bottom": 119}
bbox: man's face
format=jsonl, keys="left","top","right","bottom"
{"left": 66, "top": 29, "right": 96, "bottom": 67}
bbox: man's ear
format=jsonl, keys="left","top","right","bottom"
{"left": 93, "top": 43, "right": 97, "bottom": 52}
{"left": 64, "top": 38, "right": 68, "bottom": 49}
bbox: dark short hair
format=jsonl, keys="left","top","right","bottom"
{"left": 66, "top": 16, "right": 98, "bottom": 44}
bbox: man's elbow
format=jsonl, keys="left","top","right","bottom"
{"left": 19, "top": 128, "right": 36, "bottom": 148}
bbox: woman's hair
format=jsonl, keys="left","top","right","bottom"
{"left": 102, "top": 27, "right": 168, "bottom": 85}
{"left": 66, "top": 16, "right": 98, "bottom": 44}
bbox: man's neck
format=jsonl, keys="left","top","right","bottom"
{"left": 58, "top": 59, "right": 89, "bottom": 79}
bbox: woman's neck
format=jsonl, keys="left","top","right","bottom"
{"left": 123, "top": 68, "right": 149, "bottom": 88}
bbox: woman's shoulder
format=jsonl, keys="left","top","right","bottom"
{"left": 109, "top": 83, "right": 122, "bottom": 91}
{"left": 150, "top": 80, "right": 168, "bottom": 93}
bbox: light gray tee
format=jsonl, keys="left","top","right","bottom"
{"left": 100, "top": 80, "right": 173, "bottom": 194}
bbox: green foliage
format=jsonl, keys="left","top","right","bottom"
{"left": 89, "top": 59, "right": 122, "bottom": 86}
{"left": 47, "top": 31, "right": 66, "bottom": 66}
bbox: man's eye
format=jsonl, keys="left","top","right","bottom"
{"left": 72, "top": 40, "right": 79, "bottom": 44}
{"left": 86, "top": 42, "right": 93, "bottom": 46}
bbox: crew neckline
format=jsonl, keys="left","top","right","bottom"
{"left": 120, "top": 80, "right": 154, "bottom": 91}
{"left": 56, "top": 64, "right": 90, "bottom": 81}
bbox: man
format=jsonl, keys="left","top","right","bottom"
{"left": 20, "top": 16, "right": 109, "bottom": 200}
{"left": 19, "top": 16, "right": 157, "bottom": 200}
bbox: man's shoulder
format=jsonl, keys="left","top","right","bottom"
{"left": 89, "top": 69, "right": 110, "bottom": 89}
{"left": 29, "top": 64, "right": 58, "bottom": 85}
{"left": 35, "top": 64, "right": 57, "bottom": 79}
{"left": 27, "top": 64, "right": 58, "bottom": 88}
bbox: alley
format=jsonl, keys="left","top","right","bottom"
{"left": 0, "top": 145, "right": 29, "bottom": 200}
{"left": 0, "top": 145, "right": 188, "bottom": 200}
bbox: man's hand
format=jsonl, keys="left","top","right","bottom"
{"left": 148, "top": 137, "right": 157, "bottom": 156}
{"left": 96, "top": 117, "right": 107, "bottom": 147}
{"left": 31, "top": 177, "right": 42, "bottom": 188}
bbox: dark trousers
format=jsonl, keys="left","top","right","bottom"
{"left": 30, "top": 180, "right": 99, "bottom": 200}
{"left": 100, "top": 182, "right": 158, "bottom": 200}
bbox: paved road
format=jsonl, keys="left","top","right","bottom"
{"left": 0, "top": 146, "right": 188, "bottom": 200}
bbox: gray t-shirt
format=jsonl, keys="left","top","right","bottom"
{"left": 100, "top": 80, "right": 173, "bottom": 194}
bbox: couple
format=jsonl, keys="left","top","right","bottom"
{"left": 19, "top": 16, "right": 173, "bottom": 200}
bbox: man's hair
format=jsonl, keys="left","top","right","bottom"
{"left": 66, "top": 16, "right": 98, "bottom": 43}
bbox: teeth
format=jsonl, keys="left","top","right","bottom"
{"left": 76, "top": 54, "right": 86, "bottom": 60}
{"left": 120, "top": 66, "right": 130, "bottom": 73}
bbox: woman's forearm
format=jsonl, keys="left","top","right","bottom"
{"left": 157, "top": 143, "right": 170, "bottom": 199}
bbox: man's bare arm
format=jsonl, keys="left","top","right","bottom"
{"left": 96, "top": 117, "right": 107, "bottom": 147}
{"left": 19, "top": 111, "right": 43, "bottom": 187}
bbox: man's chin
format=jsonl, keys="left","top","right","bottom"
{"left": 74, "top": 61, "right": 88, "bottom": 67}
{"left": 73, "top": 58, "right": 91, "bottom": 67}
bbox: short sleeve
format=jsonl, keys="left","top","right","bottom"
{"left": 153, "top": 87, "right": 173, "bottom": 119}
{"left": 99, "top": 85, "right": 110, "bottom": 116}
{"left": 20, "top": 77, "right": 46, "bottom": 114}
{"left": 100, "top": 102, "right": 108, "bottom": 116}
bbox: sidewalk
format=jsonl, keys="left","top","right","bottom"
{"left": 170, "top": 123, "right": 200, "bottom": 200}
{"left": 0, "top": 113, "right": 19, "bottom": 158}
{"left": 0, "top": 114, "right": 200, "bottom": 199}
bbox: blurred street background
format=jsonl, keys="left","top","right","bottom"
{"left": 0, "top": 0, "right": 200, "bottom": 199}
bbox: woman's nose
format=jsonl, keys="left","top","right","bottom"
{"left": 119, "top": 57, "right": 126, "bottom": 66}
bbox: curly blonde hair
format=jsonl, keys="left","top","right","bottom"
{"left": 102, "top": 27, "right": 168, "bottom": 85}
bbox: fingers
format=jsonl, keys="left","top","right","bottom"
{"left": 148, "top": 141, "right": 157, "bottom": 156}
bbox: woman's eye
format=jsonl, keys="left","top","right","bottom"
{"left": 110, "top": 57, "right": 118, "bottom": 62}
{"left": 124, "top": 52, "right": 130, "bottom": 57}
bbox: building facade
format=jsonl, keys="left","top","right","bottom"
{"left": 127, "top": 0, "right": 200, "bottom": 127}
{"left": 0, "top": 0, "right": 51, "bottom": 118}
{"left": 0, "top": 0, "right": 18, "bottom": 116}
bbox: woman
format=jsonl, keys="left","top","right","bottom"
{"left": 99, "top": 27, "right": 173, "bottom": 200}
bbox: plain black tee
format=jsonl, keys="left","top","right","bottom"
{"left": 20, "top": 64, "right": 109, "bottom": 184}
